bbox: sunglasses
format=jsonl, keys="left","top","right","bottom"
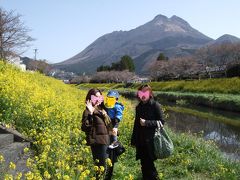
{"left": 137, "top": 90, "right": 150, "bottom": 100}
{"left": 91, "top": 95, "right": 104, "bottom": 104}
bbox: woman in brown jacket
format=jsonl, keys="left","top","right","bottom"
{"left": 81, "top": 88, "right": 112, "bottom": 179}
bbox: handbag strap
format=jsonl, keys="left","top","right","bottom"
{"left": 156, "top": 120, "right": 163, "bottom": 129}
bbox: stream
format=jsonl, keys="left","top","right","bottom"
{"left": 167, "top": 109, "right": 240, "bottom": 161}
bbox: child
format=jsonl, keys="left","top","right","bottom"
{"left": 105, "top": 90, "right": 124, "bottom": 148}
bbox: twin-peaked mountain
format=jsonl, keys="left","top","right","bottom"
{"left": 53, "top": 14, "right": 240, "bottom": 74}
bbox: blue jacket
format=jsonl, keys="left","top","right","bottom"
{"left": 106, "top": 102, "right": 124, "bottom": 128}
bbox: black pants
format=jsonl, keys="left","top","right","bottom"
{"left": 140, "top": 146, "right": 159, "bottom": 180}
{"left": 91, "top": 144, "right": 112, "bottom": 180}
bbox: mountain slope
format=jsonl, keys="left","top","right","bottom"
{"left": 208, "top": 34, "right": 240, "bottom": 46}
{"left": 53, "top": 14, "right": 213, "bottom": 74}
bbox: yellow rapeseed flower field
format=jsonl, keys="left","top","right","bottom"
{"left": 0, "top": 61, "right": 97, "bottom": 179}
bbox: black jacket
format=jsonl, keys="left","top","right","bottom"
{"left": 131, "top": 98, "right": 164, "bottom": 160}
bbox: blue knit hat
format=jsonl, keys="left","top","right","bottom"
{"left": 107, "top": 90, "right": 119, "bottom": 98}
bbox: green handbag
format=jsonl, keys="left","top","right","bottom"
{"left": 153, "top": 127, "right": 174, "bottom": 159}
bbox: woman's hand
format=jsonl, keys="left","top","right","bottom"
{"left": 86, "top": 100, "right": 95, "bottom": 115}
{"left": 140, "top": 118, "right": 146, "bottom": 126}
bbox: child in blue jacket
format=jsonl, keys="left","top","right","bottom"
{"left": 105, "top": 90, "right": 124, "bottom": 148}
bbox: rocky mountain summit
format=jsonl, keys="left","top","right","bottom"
{"left": 53, "top": 14, "right": 239, "bottom": 74}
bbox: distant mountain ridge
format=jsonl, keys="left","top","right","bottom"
{"left": 207, "top": 34, "right": 240, "bottom": 46}
{"left": 53, "top": 14, "right": 239, "bottom": 74}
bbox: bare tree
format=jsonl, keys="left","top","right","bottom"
{"left": 27, "top": 60, "right": 51, "bottom": 74}
{"left": 91, "top": 70, "right": 135, "bottom": 83}
{"left": 149, "top": 56, "right": 203, "bottom": 80}
{"left": 196, "top": 43, "right": 240, "bottom": 68}
{"left": 0, "top": 8, "right": 34, "bottom": 60}
{"left": 171, "top": 57, "right": 203, "bottom": 79}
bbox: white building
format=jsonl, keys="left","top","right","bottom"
{"left": 8, "top": 56, "right": 26, "bottom": 71}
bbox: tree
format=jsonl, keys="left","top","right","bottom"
{"left": 119, "top": 55, "right": 135, "bottom": 72}
{"left": 97, "top": 65, "right": 111, "bottom": 72}
{"left": 27, "top": 60, "right": 51, "bottom": 74}
{"left": 149, "top": 56, "right": 202, "bottom": 80}
{"left": 91, "top": 70, "right": 135, "bottom": 83}
{"left": 96, "top": 55, "right": 135, "bottom": 72}
{"left": 157, "top": 53, "right": 165, "bottom": 61}
{"left": 0, "top": 8, "right": 34, "bottom": 60}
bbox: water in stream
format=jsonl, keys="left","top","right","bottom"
{"left": 167, "top": 110, "right": 240, "bottom": 161}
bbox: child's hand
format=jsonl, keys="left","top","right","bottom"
{"left": 86, "top": 100, "right": 95, "bottom": 115}
{"left": 112, "top": 128, "right": 118, "bottom": 136}
{"left": 100, "top": 109, "right": 107, "bottom": 116}
{"left": 140, "top": 118, "right": 146, "bottom": 126}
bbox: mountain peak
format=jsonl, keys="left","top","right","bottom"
{"left": 150, "top": 14, "right": 191, "bottom": 33}
{"left": 214, "top": 34, "right": 240, "bottom": 44}
{"left": 170, "top": 15, "right": 189, "bottom": 25}
{"left": 54, "top": 14, "right": 213, "bottom": 74}
{"left": 153, "top": 14, "right": 168, "bottom": 21}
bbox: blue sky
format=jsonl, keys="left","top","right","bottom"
{"left": 1, "top": 0, "right": 240, "bottom": 63}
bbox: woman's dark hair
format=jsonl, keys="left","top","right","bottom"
{"left": 85, "top": 88, "right": 102, "bottom": 102}
{"left": 138, "top": 84, "right": 154, "bottom": 99}
{"left": 85, "top": 88, "right": 104, "bottom": 108}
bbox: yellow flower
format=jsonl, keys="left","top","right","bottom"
{"left": 0, "top": 154, "right": 5, "bottom": 163}
{"left": 65, "top": 164, "right": 70, "bottom": 170}
{"left": 63, "top": 175, "right": 70, "bottom": 180}
{"left": 106, "top": 158, "right": 112, "bottom": 167}
{"left": 99, "top": 166, "right": 105, "bottom": 173}
{"left": 159, "top": 172, "right": 164, "bottom": 179}
{"left": 44, "top": 171, "right": 51, "bottom": 179}
{"left": 94, "top": 165, "right": 99, "bottom": 171}
{"left": 45, "top": 145, "right": 50, "bottom": 151}
{"left": 4, "top": 174, "right": 13, "bottom": 180}
{"left": 128, "top": 174, "right": 134, "bottom": 180}
{"left": 25, "top": 171, "right": 34, "bottom": 180}
{"left": 56, "top": 160, "right": 61, "bottom": 168}
{"left": 82, "top": 140, "right": 87, "bottom": 145}
{"left": 56, "top": 172, "right": 61, "bottom": 179}
{"left": 5, "top": 124, "right": 10, "bottom": 128}
{"left": 15, "top": 172, "right": 22, "bottom": 180}
{"left": 77, "top": 164, "right": 84, "bottom": 172}
{"left": 9, "top": 161, "right": 16, "bottom": 170}
{"left": 26, "top": 158, "right": 32, "bottom": 167}
{"left": 24, "top": 147, "right": 29, "bottom": 153}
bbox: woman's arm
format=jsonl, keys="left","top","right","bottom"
{"left": 131, "top": 107, "right": 139, "bottom": 146}
{"left": 81, "top": 109, "right": 93, "bottom": 132}
{"left": 145, "top": 101, "right": 165, "bottom": 128}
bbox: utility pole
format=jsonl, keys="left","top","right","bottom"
{"left": 34, "top": 48, "right": 38, "bottom": 60}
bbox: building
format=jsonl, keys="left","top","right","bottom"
{"left": 8, "top": 56, "right": 26, "bottom": 71}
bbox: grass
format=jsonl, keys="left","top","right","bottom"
{"left": 78, "top": 77, "right": 240, "bottom": 94}
{"left": 1, "top": 61, "right": 240, "bottom": 179}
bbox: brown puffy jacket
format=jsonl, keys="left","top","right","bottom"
{"left": 81, "top": 107, "right": 111, "bottom": 145}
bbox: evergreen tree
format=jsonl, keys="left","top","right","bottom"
{"left": 120, "top": 55, "right": 135, "bottom": 72}
{"left": 157, "top": 53, "right": 167, "bottom": 61}
{"left": 96, "top": 55, "right": 135, "bottom": 72}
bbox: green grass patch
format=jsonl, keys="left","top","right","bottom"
{"left": 78, "top": 77, "right": 240, "bottom": 95}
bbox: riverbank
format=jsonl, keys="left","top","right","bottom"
{"left": 1, "top": 61, "right": 240, "bottom": 179}
{"left": 78, "top": 77, "right": 240, "bottom": 94}
{"left": 78, "top": 79, "right": 240, "bottom": 113}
